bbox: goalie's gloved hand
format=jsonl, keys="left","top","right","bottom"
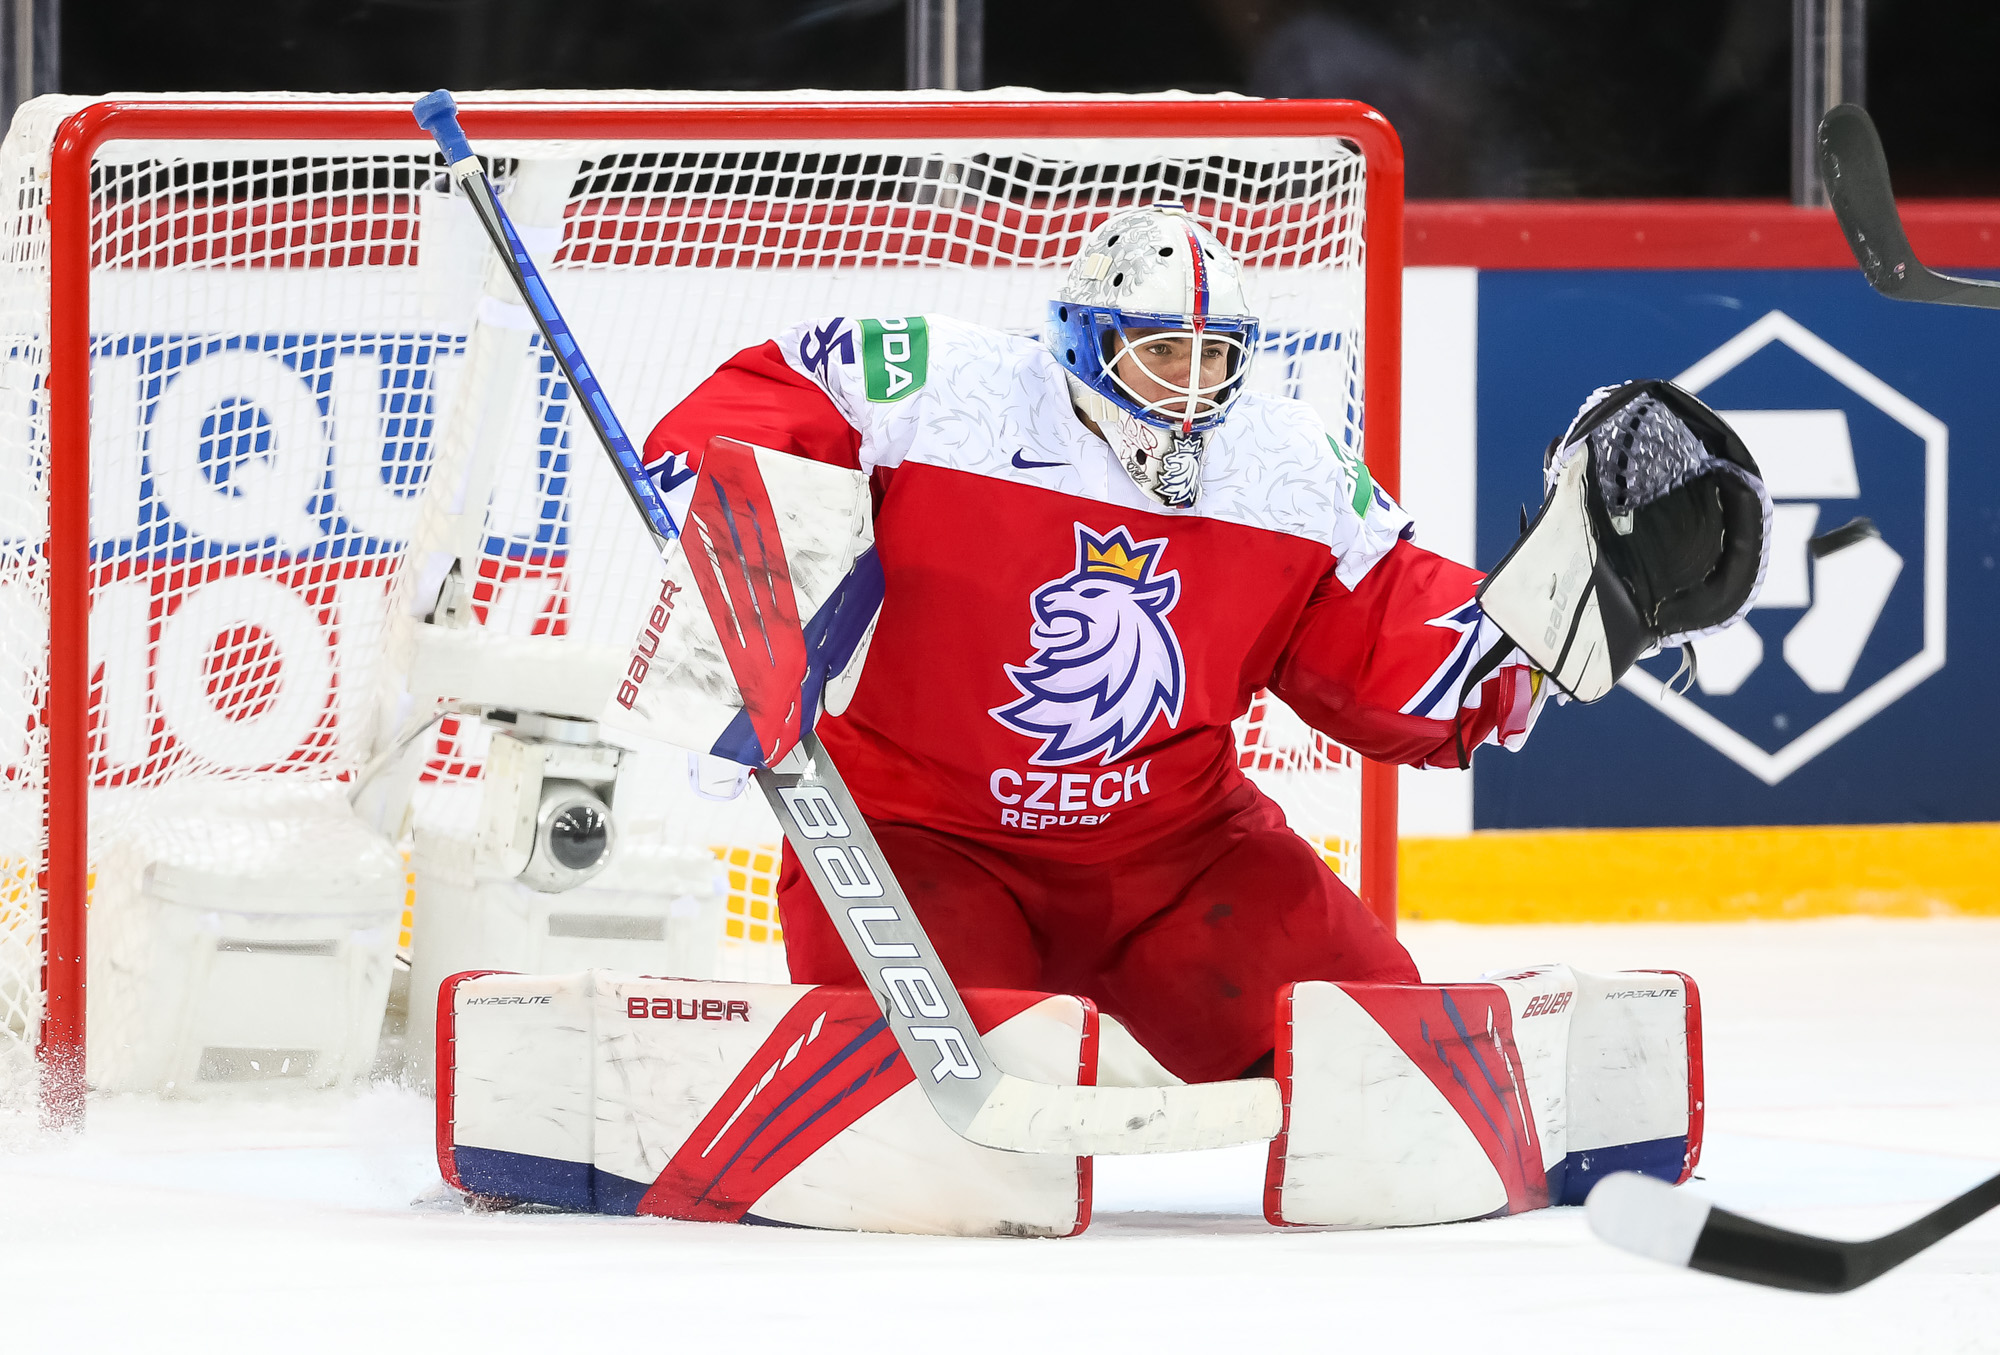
{"left": 1476, "top": 380, "right": 1772, "bottom": 702}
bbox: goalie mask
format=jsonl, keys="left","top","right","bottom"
{"left": 1477, "top": 379, "right": 1773, "bottom": 703}
{"left": 1046, "top": 206, "right": 1259, "bottom": 509}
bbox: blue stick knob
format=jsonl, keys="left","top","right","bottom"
{"left": 413, "top": 89, "right": 475, "bottom": 165}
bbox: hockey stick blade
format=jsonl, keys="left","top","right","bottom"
{"left": 1589, "top": 1168, "right": 2000, "bottom": 1293}
{"left": 412, "top": 90, "right": 1282, "bottom": 1157}
{"left": 1818, "top": 103, "right": 2000, "bottom": 310}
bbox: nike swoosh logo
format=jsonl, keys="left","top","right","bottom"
{"left": 1011, "top": 450, "right": 1065, "bottom": 470}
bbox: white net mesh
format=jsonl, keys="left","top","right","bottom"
{"left": 0, "top": 93, "right": 1381, "bottom": 1098}
{"left": 0, "top": 97, "right": 65, "bottom": 1106}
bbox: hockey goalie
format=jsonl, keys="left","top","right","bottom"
{"left": 441, "top": 206, "right": 1768, "bottom": 1236}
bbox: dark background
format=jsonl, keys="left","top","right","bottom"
{"left": 60, "top": 0, "right": 2000, "bottom": 198}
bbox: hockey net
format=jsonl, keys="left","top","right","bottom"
{"left": 0, "top": 92, "right": 1401, "bottom": 1108}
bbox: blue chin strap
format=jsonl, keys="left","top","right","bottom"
{"left": 1045, "top": 301, "right": 1260, "bottom": 434}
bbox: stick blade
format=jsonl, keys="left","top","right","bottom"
{"left": 1587, "top": 1171, "right": 1712, "bottom": 1268}
{"left": 1818, "top": 103, "right": 1921, "bottom": 298}
{"left": 963, "top": 1074, "right": 1282, "bottom": 1155}
{"left": 1819, "top": 102, "right": 2000, "bottom": 310}
{"left": 1591, "top": 1172, "right": 1872, "bottom": 1293}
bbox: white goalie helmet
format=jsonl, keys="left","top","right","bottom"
{"left": 1046, "top": 205, "right": 1260, "bottom": 509}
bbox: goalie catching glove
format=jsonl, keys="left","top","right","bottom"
{"left": 1478, "top": 380, "right": 1772, "bottom": 702}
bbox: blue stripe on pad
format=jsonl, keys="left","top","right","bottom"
{"left": 1553, "top": 1135, "right": 1690, "bottom": 1206}
{"left": 452, "top": 1145, "right": 653, "bottom": 1214}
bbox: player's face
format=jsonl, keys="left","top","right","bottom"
{"left": 1113, "top": 328, "right": 1233, "bottom": 418}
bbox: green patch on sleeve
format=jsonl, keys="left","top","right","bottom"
{"left": 861, "top": 317, "right": 929, "bottom": 402}
{"left": 1326, "top": 435, "right": 1375, "bottom": 515}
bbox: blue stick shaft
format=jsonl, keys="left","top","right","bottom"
{"left": 412, "top": 90, "right": 681, "bottom": 542}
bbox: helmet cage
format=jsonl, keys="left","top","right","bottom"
{"left": 1048, "top": 302, "right": 1260, "bottom": 436}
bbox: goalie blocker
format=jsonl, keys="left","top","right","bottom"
{"left": 440, "top": 965, "right": 1699, "bottom": 1236}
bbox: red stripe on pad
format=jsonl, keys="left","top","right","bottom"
{"left": 1638, "top": 969, "right": 1705, "bottom": 1183}
{"left": 1338, "top": 982, "right": 1550, "bottom": 1215}
{"left": 638, "top": 987, "right": 1063, "bottom": 1223}
{"left": 1069, "top": 996, "right": 1100, "bottom": 1237}
{"left": 1262, "top": 983, "right": 1301, "bottom": 1226}
{"left": 436, "top": 969, "right": 509, "bottom": 1197}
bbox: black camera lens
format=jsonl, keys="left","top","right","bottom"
{"left": 547, "top": 800, "right": 609, "bottom": 871}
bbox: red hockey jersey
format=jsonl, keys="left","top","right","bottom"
{"left": 646, "top": 316, "right": 1541, "bottom": 865}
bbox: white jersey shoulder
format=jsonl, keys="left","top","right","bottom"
{"left": 773, "top": 314, "right": 1411, "bottom": 586}
{"left": 1200, "top": 393, "right": 1413, "bottom": 588}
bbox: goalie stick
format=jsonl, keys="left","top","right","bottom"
{"left": 1588, "top": 1168, "right": 2000, "bottom": 1293}
{"left": 1818, "top": 102, "right": 2000, "bottom": 310}
{"left": 411, "top": 90, "right": 1281, "bottom": 1157}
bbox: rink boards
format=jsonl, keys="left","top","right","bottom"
{"left": 1394, "top": 200, "right": 2000, "bottom": 919}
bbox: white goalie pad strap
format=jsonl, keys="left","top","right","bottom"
{"left": 598, "top": 439, "right": 879, "bottom": 769}
{"left": 1266, "top": 966, "right": 1701, "bottom": 1229}
{"left": 439, "top": 971, "right": 1093, "bottom": 1237}
{"left": 1477, "top": 450, "right": 1618, "bottom": 701}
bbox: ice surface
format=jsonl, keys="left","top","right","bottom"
{"left": 5, "top": 919, "right": 1999, "bottom": 1353}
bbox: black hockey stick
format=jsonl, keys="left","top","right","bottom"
{"left": 1588, "top": 1168, "right": 2000, "bottom": 1293}
{"left": 1818, "top": 103, "right": 2000, "bottom": 310}
{"left": 411, "top": 91, "right": 1281, "bottom": 1156}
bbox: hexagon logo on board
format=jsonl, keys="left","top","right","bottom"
{"left": 1619, "top": 310, "right": 1947, "bottom": 785}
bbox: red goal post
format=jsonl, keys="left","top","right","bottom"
{"left": 16, "top": 94, "right": 1404, "bottom": 1116}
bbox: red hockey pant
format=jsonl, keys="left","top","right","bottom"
{"left": 776, "top": 782, "right": 1417, "bottom": 1083}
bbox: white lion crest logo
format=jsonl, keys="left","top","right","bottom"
{"left": 992, "top": 525, "right": 1185, "bottom": 765}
